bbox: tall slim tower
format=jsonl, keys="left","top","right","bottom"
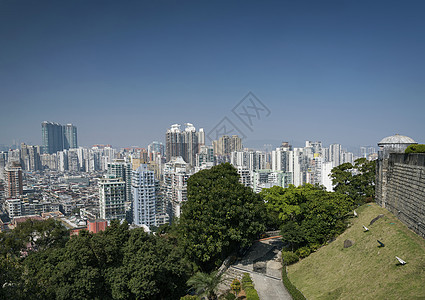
{"left": 132, "top": 164, "right": 157, "bottom": 228}
{"left": 99, "top": 176, "right": 126, "bottom": 221}
{"left": 166, "top": 124, "right": 182, "bottom": 162}
{"left": 165, "top": 123, "right": 199, "bottom": 166}
{"left": 5, "top": 162, "right": 23, "bottom": 199}
{"left": 107, "top": 159, "right": 132, "bottom": 204}
{"left": 42, "top": 121, "right": 63, "bottom": 154}
{"left": 182, "top": 123, "right": 199, "bottom": 166}
{"left": 63, "top": 123, "right": 78, "bottom": 149}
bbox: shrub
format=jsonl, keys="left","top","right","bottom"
{"left": 405, "top": 144, "right": 425, "bottom": 153}
{"left": 240, "top": 273, "right": 260, "bottom": 300}
{"left": 180, "top": 296, "right": 198, "bottom": 300}
{"left": 241, "top": 273, "right": 253, "bottom": 286}
{"left": 245, "top": 288, "right": 260, "bottom": 300}
{"left": 231, "top": 278, "right": 241, "bottom": 295}
{"left": 218, "top": 292, "right": 236, "bottom": 300}
{"left": 281, "top": 251, "right": 299, "bottom": 265}
{"left": 295, "top": 246, "right": 311, "bottom": 259}
{"left": 309, "top": 243, "right": 321, "bottom": 252}
{"left": 282, "top": 267, "right": 306, "bottom": 300}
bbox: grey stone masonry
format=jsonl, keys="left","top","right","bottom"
{"left": 376, "top": 153, "right": 425, "bottom": 238}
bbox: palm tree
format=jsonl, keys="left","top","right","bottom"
{"left": 187, "top": 271, "right": 223, "bottom": 300}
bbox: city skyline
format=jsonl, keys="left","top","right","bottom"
{"left": 1, "top": 1, "right": 425, "bottom": 148}
{"left": 0, "top": 120, "right": 410, "bottom": 155}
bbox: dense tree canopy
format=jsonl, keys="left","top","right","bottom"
{"left": 261, "top": 184, "right": 354, "bottom": 251}
{"left": 1, "top": 220, "right": 190, "bottom": 300}
{"left": 179, "top": 163, "right": 267, "bottom": 272}
{"left": 0, "top": 218, "right": 69, "bottom": 258}
{"left": 330, "top": 158, "right": 376, "bottom": 204}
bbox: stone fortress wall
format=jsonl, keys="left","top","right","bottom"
{"left": 376, "top": 152, "right": 425, "bottom": 238}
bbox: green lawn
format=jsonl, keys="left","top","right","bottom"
{"left": 287, "top": 203, "right": 425, "bottom": 300}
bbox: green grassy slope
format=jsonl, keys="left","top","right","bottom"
{"left": 287, "top": 203, "right": 425, "bottom": 300}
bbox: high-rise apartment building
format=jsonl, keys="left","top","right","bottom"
{"left": 165, "top": 123, "right": 199, "bottom": 166}
{"left": 63, "top": 123, "right": 78, "bottom": 149}
{"left": 148, "top": 141, "right": 165, "bottom": 157}
{"left": 99, "top": 176, "right": 126, "bottom": 221}
{"left": 132, "top": 164, "right": 157, "bottom": 228}
{"left": 41, "top": 121, "right": 78, "bottom": 154}
{"left": 107, "top": 159, "right": 132, "bottom": 203}
{"left": 5, "top": 162, "right": 23, "bottom": 199}
{"left": 213, "top": 135, "right": 243, "bottom": 156}
{"left": 20, "top": 143, "right": 41, "bottom": 171}
{"left": 195, "top": 145, "right": 215, "bottom": 171}
{"left": 329, "top": 144, "right": 342, "bottom": 167}
{"left": 163, "top": 156, "right": 192, "bottom": 220}
{"left": 42, "top": 122, "right": 64, "bottom": 154}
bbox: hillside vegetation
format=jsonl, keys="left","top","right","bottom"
{"left": 287, "top": 203, "right": 425, "bottom": 299}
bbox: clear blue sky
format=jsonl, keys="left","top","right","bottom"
{"left": 1, "top": 0, "right": 424, "bottom": 150}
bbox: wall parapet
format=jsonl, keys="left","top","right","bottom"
{"left": 388, "top": 153, "right": 425, "bottom": 167}
{"left": 376, "top": 153, "right": 425, "bottom": 239}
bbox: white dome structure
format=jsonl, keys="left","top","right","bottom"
{"left": 378, "top": 134, "right": 417, "bottom": 158}
{"left": 378, "top": 134, "right": 416, "bottom": 145}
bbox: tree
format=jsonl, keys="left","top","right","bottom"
{"left": 106, "top": 228, "right": 189, "bottom": 299}
{"left": 187, "top": 271, "right": 223, "bottom": 300}
{"left": 0, "top": 218, "right": 69, "bottom": 258}
{"left": 0, "top": 254, "right": 25, "bottom": 299}
{"left": 331, "top": 158, "right": 376, "bottom": 204}
{"left": 230, "top": 278, "right": 241, "bottom": 296}
{"left": 179, "top": 163, "right": 267, "bottom": 271}
{"left": 281, "top": 221, "right": 305, "bottom": 251}
{"left": 262, "top": 184, "right": 354, "bottom": 252}
{"left": 22, "top": 220, "right": 189, "bottom": 300}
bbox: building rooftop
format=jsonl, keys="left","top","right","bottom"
{"left": 378, "top": 134, "right": 417, "bottom": 145}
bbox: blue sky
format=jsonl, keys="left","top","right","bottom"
{"left": 1, "top": 0, "right": 424, "bottom": 150}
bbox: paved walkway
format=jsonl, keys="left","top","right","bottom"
{"left": 231, "top": 238, "right": 292, "bottom": 300}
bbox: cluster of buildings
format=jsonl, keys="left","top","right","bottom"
{"left": 0, "top": 121, "right": 378, "bottom": 233}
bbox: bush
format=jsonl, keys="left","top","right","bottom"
{"left": 240, "top": 273, "right": 260, "bottom": 300}
{"left": 405, "top": 144, "right": 425, "bottom": 154}
{"left": 281, "top": 251, "right": 299, "bottom": 265}
{"left": 309, "top": 243, "right": 321, "bottom": 252}
{"left": 295, "top": 246, "right": 311, "bottom": 259}
{"left": 245, "top": 288, "right": 260, "bottom": 300}
{"left": 180, "top": 296, "right": 198, "bottom": 300}
{"left": 218, "top": 292, "right": 236, "bottom": 300}
{"left": 282, "top": 267, "right": 306, "bottom": 300}
{"left": 241, "top": 273, "right": 253, "bottom": 286}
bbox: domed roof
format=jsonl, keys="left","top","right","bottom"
{"left": 378, "top": 134, "right": 416, "bottom": 145}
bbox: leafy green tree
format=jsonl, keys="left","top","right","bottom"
{"left": 230, "top": 278, "right": 241, "bottom": 296}
{"left": 0, "top": 254, "right": 25, "bottom": 299}
{"left": 179, "top": 163, "right": 267, "bottom": 271}
{"left": 106, "top": 228, "right": 189, "bottom": 299}
{"left": 24, "top": 229, "right": 106, "bottom": 300}
{"left": 331, "top": 158, "right": 376, "bottom": 204}
{"left": 22, "top": 220, "right": 189, "bottom": 300}
{"left": 263, "top": 184, "right": 354, "bottom": 252}
{"left": 281, "top": 221, "right": 305, "bottom": 251}
{"left": 0, "top": 218, "right": 69, "bottom": 258}
{"left": 187, "top": 271, "right": 223, "bottom": 300}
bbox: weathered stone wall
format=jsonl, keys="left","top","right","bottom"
{"left": 376, "top": 153, "right": 425, "bottom": 238}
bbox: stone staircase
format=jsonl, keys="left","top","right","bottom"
{"left": 217, "top": 266, "right": 246, "bottom": 294}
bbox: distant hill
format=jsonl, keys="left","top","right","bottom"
{"left": 287, "top": 203, "right": 425, "bottom": 299}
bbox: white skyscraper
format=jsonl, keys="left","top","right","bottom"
{"left": 163, "top": 156, "right": 192, "bottom": 220}
{"left": 132, "top": 164, "right": 157, "bottom": 228}
{"left": 99, "top": 176, "right": 126, "bottom": 221}
{"left": 329, "top": 144, "right": 342, "bottom": 166}
{"left": 321, "top": 161, "right": 334, "bottom": 191}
